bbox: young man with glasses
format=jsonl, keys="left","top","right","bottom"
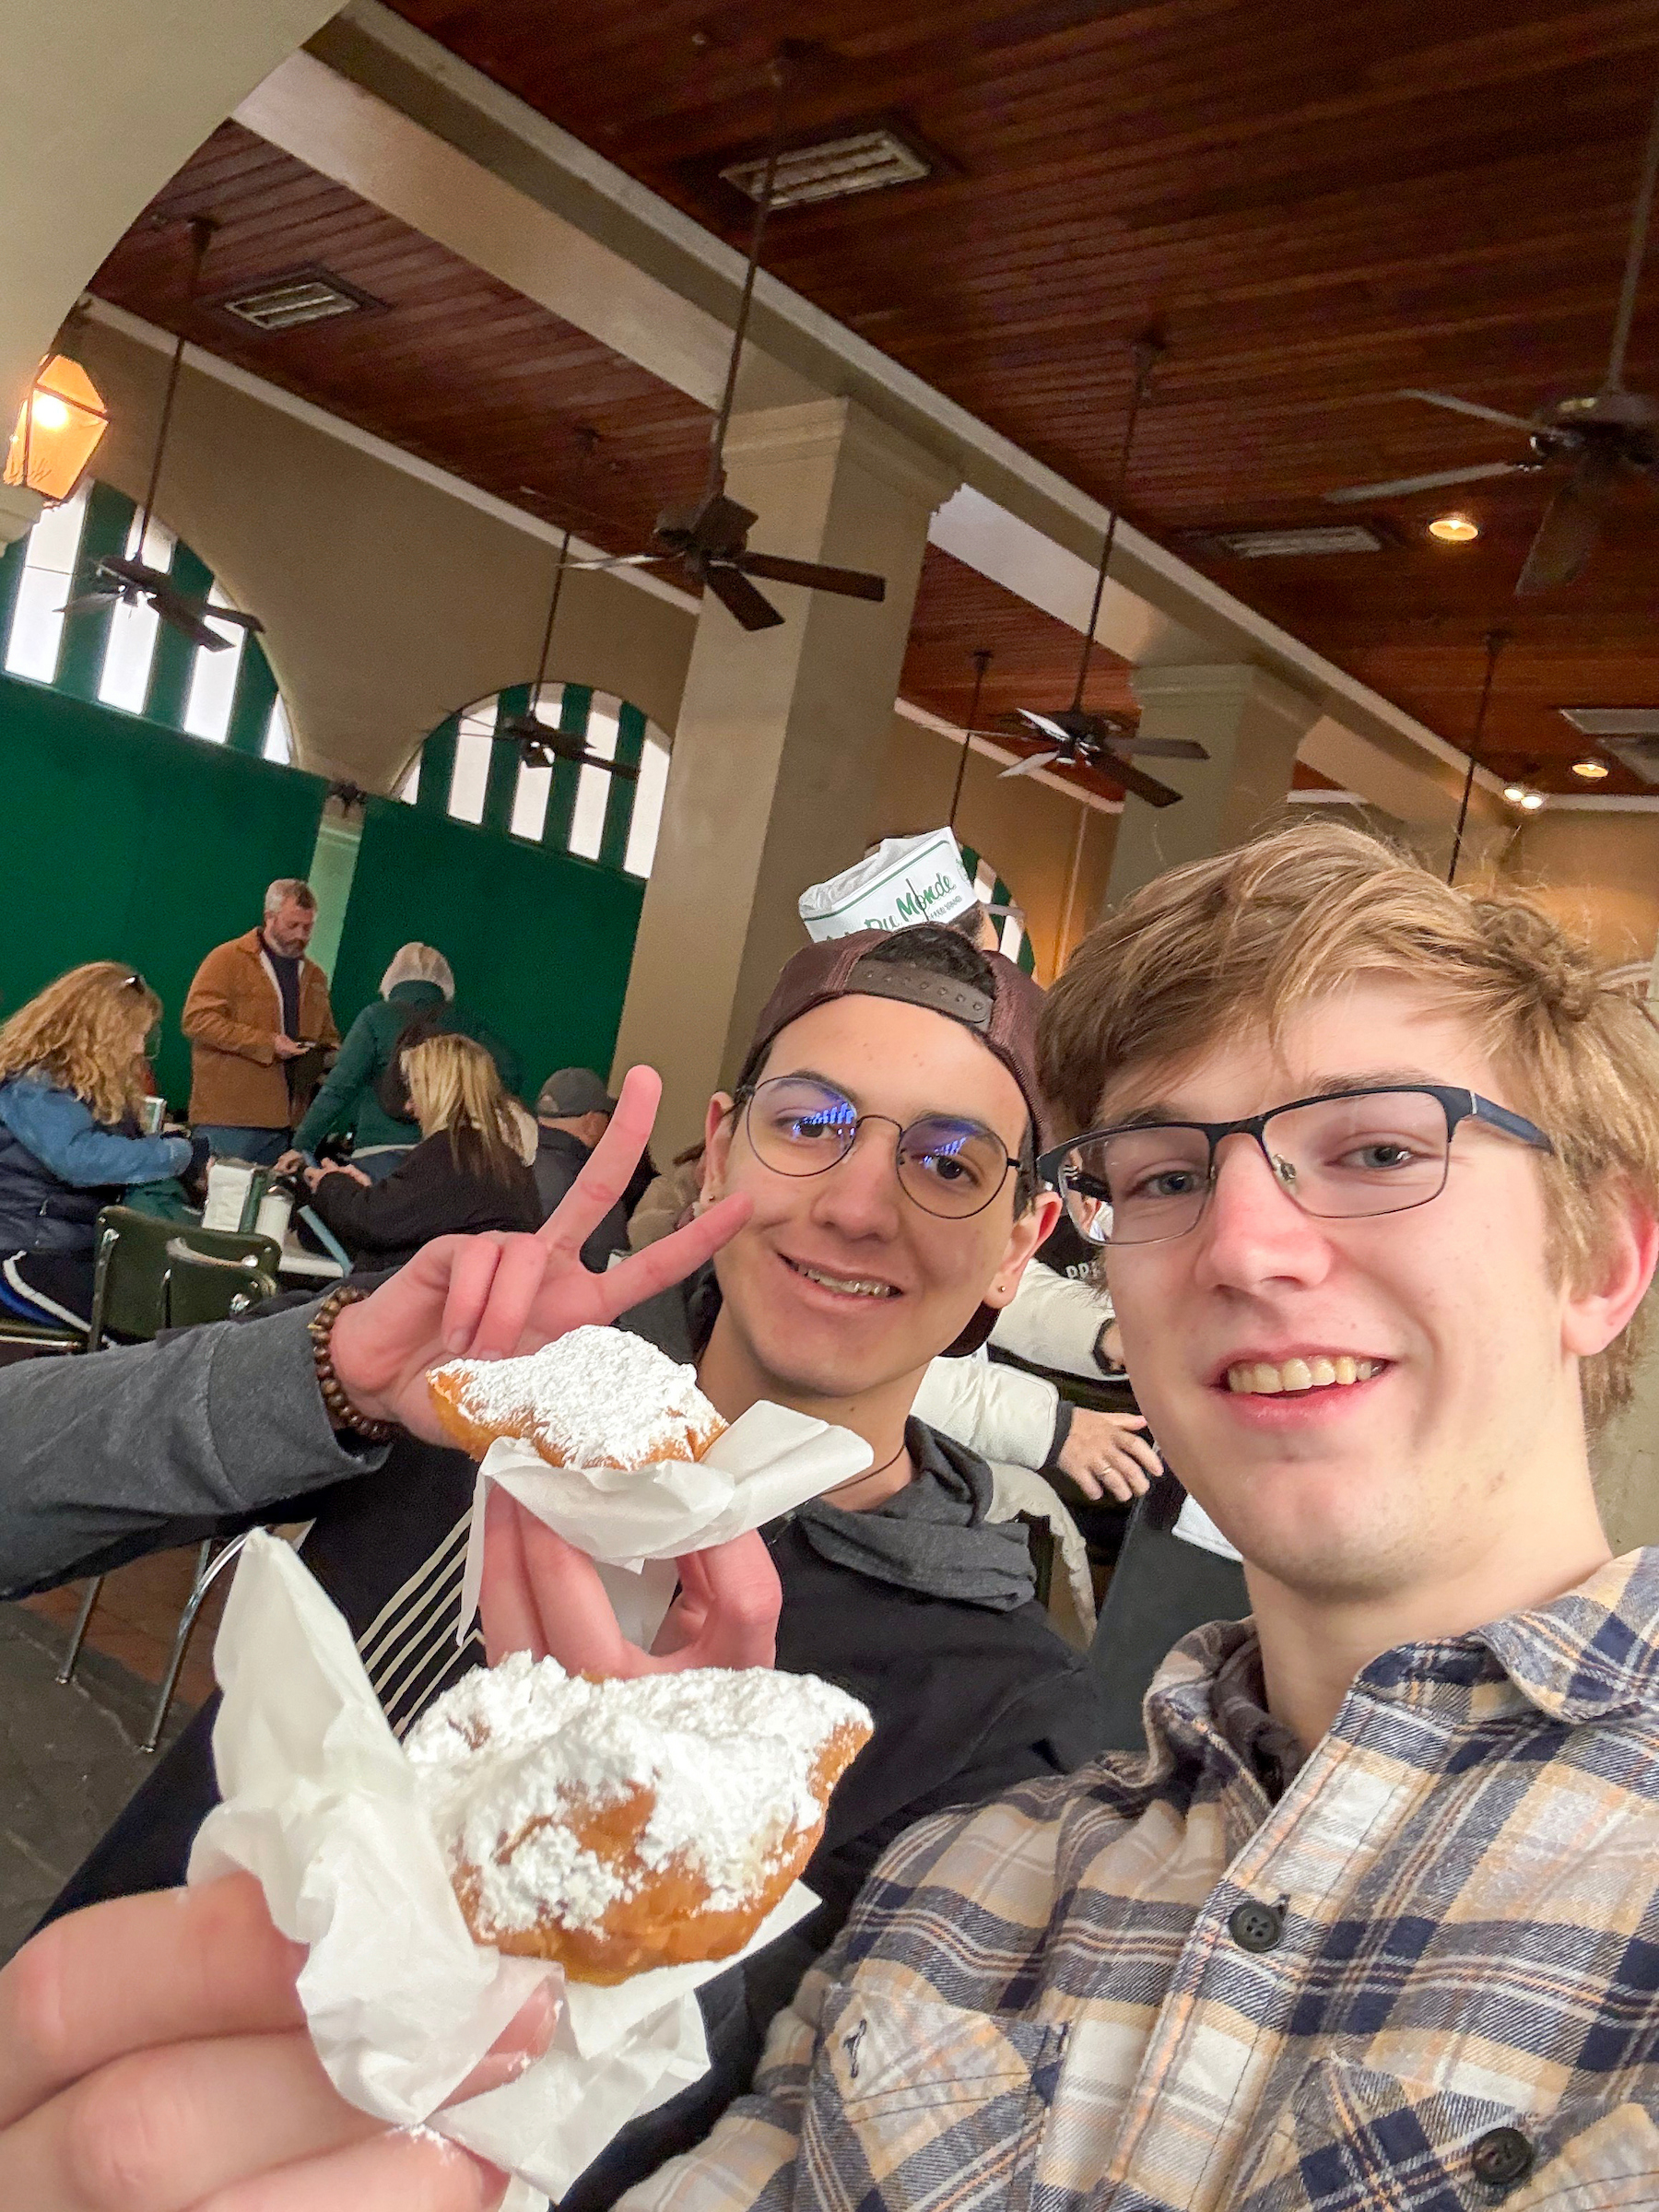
{"left": 571, "top": 822, "right": 1659, "bottom": 2210}
{"left": 12, "top": 922, "right": 1124, "bottom": 2209}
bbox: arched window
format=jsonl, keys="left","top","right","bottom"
{"left": 403, "top": 682, "right": 670, "bottom": 880}
{"left": 0, "top": 478, "right": 291, "bottom": 761}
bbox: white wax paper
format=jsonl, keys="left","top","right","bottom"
{"left": 457, "top": 1398, "right": 873, "bottom": 1649}
{"left": 189, "top": 1533, "right": 819, "bottom": 2201}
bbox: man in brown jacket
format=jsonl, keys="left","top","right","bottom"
{"left": 182, "top": 878, "right": 339, "bottom": 1164}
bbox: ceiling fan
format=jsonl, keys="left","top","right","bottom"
{"left": 493, "top": 449, "right": 639, "bottom": 782}
{"left": 553, "top": 57, "right": 888, "bottom": 633}
{"left": 61, "top": 219, "right": 265, "bottom": 653}
{"left": 955, "top": 335, "right": 1208, "bottom": 807}
{"left": 1324, "top": 73, "right": 1659, "bottom": 596}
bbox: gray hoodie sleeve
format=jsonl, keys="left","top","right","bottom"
{"left": 0, "top": 1300, "right": 389, "bottom": 1598}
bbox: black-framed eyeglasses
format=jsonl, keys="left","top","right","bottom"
{"left": 737, "top": 1074, "right": 1019, "bottom": 1221}
{"left": 1038, "top": 1084, "right": 1554, "bottom": 1249}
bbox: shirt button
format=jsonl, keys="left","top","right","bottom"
{"left": 1469, "top": 2125, "right": 1535, "bottom": 2189}
{"left": 1227, "top": 1899, "right": 1284, "bottom": 1952}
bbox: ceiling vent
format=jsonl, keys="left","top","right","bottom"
{"left": 215, "top": 266, "right": 383, "bottom": 333}
{"left": 1190, "top": 523, "right": 1384, "bottom": 559}
{"left": 1559, "top": 708, "right": 1659, "bottom": 737}
{"left": 722, "top": 126, "right": 932, "bottom": 208}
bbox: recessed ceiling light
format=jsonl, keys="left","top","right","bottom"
{"left": 722, "top": 126, "right": 932, "bottom": 208}
{"left": 1502, "top": 782, "right": 1527, "bottom": 804}
{"left": 1428, "top": 512, "right": 1480, "bottom": 543}
{"left": 1571, "top": 756, "right": 1611, "bottom": 780}
{"left": 1520, "top": 790, "right": 1546, "bottom": 811}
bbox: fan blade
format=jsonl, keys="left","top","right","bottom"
{"left": 1324, "top": 461, "right": 1525, "bottom": 504}
{"left": 1515, "top": 450, "right": 1619, "bottom": 594}
{"left": 151, "top": 593, "right": 232, "bottom": 651}
{"left": 200, "top": 606, "right": 265, "bottom": 635}
{"left": 705, "top": 564, "right": 784, "bottom": 631}
{"left": 99, "top": 556, "right": 173, "bottom": 593}
{"left": 56, "top": 589, "right": 119, "bottom": 618}
{"left": 999, "top": 750, "right": 1062, "bottom": 780}
{"left": 559, "top": 552, "right": 662, "bottom": 571}
{"left": 1116, "top": 737, "right": 1209, "bottom": 759}
{"left": 1099, "top": 751, "right": 1185, "bottom": 808}
{"left": 1015, "top": 710, "right": 1077, "bottom": 745}
{"left": 1397, "top": 388, "right": 1542, "bottom": 432}
{"left": 734, "top": 552, "right": 887, "bottom": 604}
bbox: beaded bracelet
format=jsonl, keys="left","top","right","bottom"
{"left": 307, "top": 1282, "right": 397, "bottom": 1442}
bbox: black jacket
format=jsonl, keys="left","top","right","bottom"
{"left": 531, "top": 1125, "right": 629, "bottom": 1268}
{"left": 306, "top": 1133, "right": 543, "bottom": 1268}
{"left": 43, "top": 1275, "right": 1108, "bottom": 2205}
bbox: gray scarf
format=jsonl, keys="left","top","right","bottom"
{"left": 792, "top": 1425, "right": 1036, "bottom": 1612}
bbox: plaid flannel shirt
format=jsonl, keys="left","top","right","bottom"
{"left": 625, "top": 1548, "right": 1659, "bottom": 2212}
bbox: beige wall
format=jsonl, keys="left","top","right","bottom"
{"left": 869, "top": 715, "right": 1119, "bottom": 984}
{"left": 72, "top": 322, "right": 697, "bottom": 787}
{"left": 1504, "top": 810, "right": 1659, "bottom": 969}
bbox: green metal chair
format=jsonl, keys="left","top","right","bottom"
{"left": 163, "top": 1241, "right": 279, "bottom": 1330}
{"left": 57, "top": 1209, "right": 284, "bottom": 1724}
{"left": 86, "top": 1206, "right": 279, "bottom": 1349}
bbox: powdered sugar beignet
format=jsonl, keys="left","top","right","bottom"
{"left": 427, "top": 1325, "right": 725, "bottom": 1469}
{"left": 405, "top": 1653, "right": 873, "bottom": 1983}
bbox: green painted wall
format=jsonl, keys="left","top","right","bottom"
{"left": 330, "top": 797, "right": 645, "bottom": 1101}
{"left": 0, "top": 673, "right": 328, "bottom": 1104}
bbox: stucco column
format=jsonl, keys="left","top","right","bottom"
{"left": 612, "top": 397, "right": 958, "bottom": 1150}
{"left": 1103, "top": 663, "right": 1323, "bottom": 908}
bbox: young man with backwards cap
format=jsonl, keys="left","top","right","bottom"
{"left": 799, "top": 830, "right": 1150, "bottom": 1507}
{"left": 19, "top": 822, "right": 1659, "bottom": 2211}
{"left": 15, "top": 920, "right": 1124, "bottom": 2206}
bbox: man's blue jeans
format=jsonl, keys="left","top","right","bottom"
{"left": 194, "top": 1125, "right": 290, "bottom": 1167}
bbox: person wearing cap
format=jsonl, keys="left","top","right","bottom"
{"left": 31, "top": 921, "right": 1116, "bottom": 2204}
{"left": 800, "top": 832, "right": 1151, "bottom": 1508}
{"left": 531, "top": 1065, "right": 630, "bottom": 1268}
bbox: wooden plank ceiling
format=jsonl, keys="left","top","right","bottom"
{"left": 371, "top": 0, "right": 1659, "bottom": 794}
{"left": 91, "top": 124, "right": 1142, "bottom": 800}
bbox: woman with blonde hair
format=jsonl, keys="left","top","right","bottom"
{"left": 0, "top": 962, "right": 204, "bottom": 1327}
{"left": 302, "top": 1027, "right": 541, "bottom": 1268}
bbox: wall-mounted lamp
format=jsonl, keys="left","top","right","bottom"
{"left": 4, "top": 353, "right": 108, "bottom": 504}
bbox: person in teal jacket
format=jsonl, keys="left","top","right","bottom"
{"left": 289, "top": 945, "right": 523, "bottom": 1179}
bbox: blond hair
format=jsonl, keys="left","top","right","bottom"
{"left": 403, "top": 1030, "right": 523, "bottom": 1184}
{"left": 1040, "top": 821, "right": 1659, "bottom": 1432}
{"left": 0, "top": 963, "right": 161, "bottom": 1128}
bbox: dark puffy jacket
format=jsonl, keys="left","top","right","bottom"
{"left": 305, "top": 1131, "right": 543, "bottom": 1270}
{"left": 0, "top": 1077, "right": 193, "bottom": 1254}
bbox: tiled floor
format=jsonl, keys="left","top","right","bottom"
{"left": 1, "top": 1545, "right": 220, "bottom": 1962}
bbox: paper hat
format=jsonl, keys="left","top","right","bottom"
{"left": 797, "top": 829, "right": 981, "bottom": 943}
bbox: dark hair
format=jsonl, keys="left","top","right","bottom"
{"left": 740, "top": 924, "right": 1040, "bottom": 1208}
